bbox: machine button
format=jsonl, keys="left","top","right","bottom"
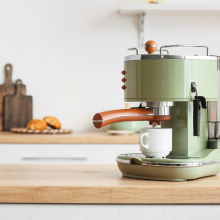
{"left": 121, "top": 78, "right": 126, "bottom": 82}
{"left": 122, "top": 85, "right": 127, "bottom": 90}
{"left": 121, "top": 70, "right": 126, "bottom": 75}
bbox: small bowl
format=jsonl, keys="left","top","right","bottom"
{"left": 109, "top": 121, "right": 146, "bottom": 133}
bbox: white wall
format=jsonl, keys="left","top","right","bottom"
{"left": 0, "top": 0, "right": 219, "bottom": 131}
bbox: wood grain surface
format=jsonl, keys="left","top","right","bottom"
{"left": 0, "top": 131, "right": 139, "bottom": 144}
{"left": 3, "top": 79, "right": 32, "bottom": 131}
{"left": 0, "top": 164, "right": 220, "bottom": 204}
{"left": 0, "top": 64, "right": 26, "bottom": 130}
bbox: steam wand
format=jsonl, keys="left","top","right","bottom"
{"left": 191, "top": 82, "right": 207, "bottom": 136}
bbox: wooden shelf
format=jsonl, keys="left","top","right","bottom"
{"left": 0, "top": 164, "right": 220, "bottom": 204}
{"left": 120, "top": 4, "right": 220, "bottom": 15}
{"left": 0, "top": 131, "right": 139, "bottom": 144}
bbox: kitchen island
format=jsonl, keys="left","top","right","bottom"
{"left": 0, "top": 164, "right": 220, "bottom": 204}
{"left": 0, "top": 164, "right": 220, "bottom": 220}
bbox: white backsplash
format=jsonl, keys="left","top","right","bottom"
{"left": 0, "top": 0, "right": 219, "bottom": 131}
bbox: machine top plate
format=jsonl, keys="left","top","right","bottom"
{"left": 124, "top": 54, "right": 218, "bottom": 61}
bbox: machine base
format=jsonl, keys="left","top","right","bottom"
{"left": 122, "top": 173, "right": 186, "bottom": 182}
{"left": 117, "top": 162, "right": 220, "bottom": 181}
{"left": 117, "top": 149, "right": 220, "bottom": 181}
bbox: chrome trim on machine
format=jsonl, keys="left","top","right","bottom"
{"left": 116, "top": 158, "right": 220, "bottom": 167}
{"left": 124, "top": 54, "right": 217, "bottom": 61}
{"left": 159, "top": 44, "right": 209, "bottom": 56}
{"left": 141, "top": 102, "right": 175, "bottom": 116}
{"left": 150, "top": 107, "right": 170, "bottom": 116}
{"left": 208, "top": 122, "right": 220, "bottom": 139}
{"left": 143, "top": 102, "right": 175, "bottom": 107}
{"left": 218, "top": 56, "right": 220, "bottom": 71}
{"left": 191, "top": 82, "right": 199, "bottom": 97}
{"left": 116, "top": 159, "right": 131, "bottom": 164}
{"left": 141, "top": 160, "right": 220, "bottom": 167}
{"left": 127, "top": 48, "right": 169, "bottom": 55}
{"left": 146, "top": 45, "right": 157, "bottom": 48}
{"left": 209, "top": 139, "right": 220, "bottom": 142}
{"left": 128, "top": 48, "right": 138, "bottom": 55}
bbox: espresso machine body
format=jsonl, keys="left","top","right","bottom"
{"left": 93, "top": 42, "right": 220, "bottom": 181}
{"left": 123, "top": 54, "right": 218, "bottom": 157}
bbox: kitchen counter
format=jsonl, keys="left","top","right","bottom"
{"left": 0, "top": 164, "right": 220, "bottom": 204}
{"left": 0, "top": 131, "right": 139, "bottom": 144}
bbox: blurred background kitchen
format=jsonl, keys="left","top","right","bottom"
{"left": 0, "top": 0, "right": 220, "bottom": 164}
{"left": 0, "top": 0, "right": 219, "bottom": 131}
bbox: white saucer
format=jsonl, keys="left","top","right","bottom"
{"left": 107, "top": 130, "right": 136, "bottom": 135}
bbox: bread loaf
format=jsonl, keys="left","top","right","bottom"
{"left": 43, "top": 116, "right": 61, "bottom": 129}
{"left": 27, "top": 119, "right": 47, "bottom": 130}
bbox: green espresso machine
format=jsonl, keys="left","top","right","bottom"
{"left": 93, "top": 41, "right": 220, "bottom": 181}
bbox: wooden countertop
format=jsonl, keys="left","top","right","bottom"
{"left": 0, "top": 164, "right": 220, "bottom": 204}
{"left": 0, "top": 131, "right": 139, "bottom": 144}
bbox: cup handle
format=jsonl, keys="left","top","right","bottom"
{"left": 139, "top": 132, "right": 149, "bottom": 150}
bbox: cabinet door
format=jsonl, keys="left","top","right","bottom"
{"left": 0, "top": 144, "right": 139, "bottom": 164}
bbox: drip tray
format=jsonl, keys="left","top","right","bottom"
{"left": 116, "top": 152, "right": 220, "bottom": 181}
{"left": 166, "top": 156, "right": 202, "bottom": 159}
{"left": 116, "top": 153, "right": 218, "bottom": 167}
{"left": 117, "top": 153, "right": 202, "bottom": 165}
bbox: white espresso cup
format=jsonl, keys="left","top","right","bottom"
{"left": 139, "top": 127, "right": 172, "bottom": 158}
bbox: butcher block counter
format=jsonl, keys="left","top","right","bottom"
{"left": 0, "top": 164, "right": 220, "bottom": 204}
{"left": 0, "top": 131, "right": 139, "bottom": 144}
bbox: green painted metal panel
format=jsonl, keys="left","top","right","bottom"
{"left": 162, "top": 102, "right": 207, "bottom": 157}
{"left": 124, "top": 59, "right": 218, "bottom": 102}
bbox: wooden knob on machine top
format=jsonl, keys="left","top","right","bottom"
{"left": 145, "top": 40, "right": 157, "bottom": 54}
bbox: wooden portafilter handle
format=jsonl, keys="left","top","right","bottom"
{"left": 93, "top": 108, "right": 171, "bottom": 129}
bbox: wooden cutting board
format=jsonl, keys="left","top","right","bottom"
{"left": 3, "top": 79, "right": 32, "bottom": 131}
{"left": 0, "top": 64, "right": 26, "bottom": 130}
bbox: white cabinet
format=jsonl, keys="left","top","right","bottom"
{"left": 0, "top": 144, "right": 139, "bottom": 164}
